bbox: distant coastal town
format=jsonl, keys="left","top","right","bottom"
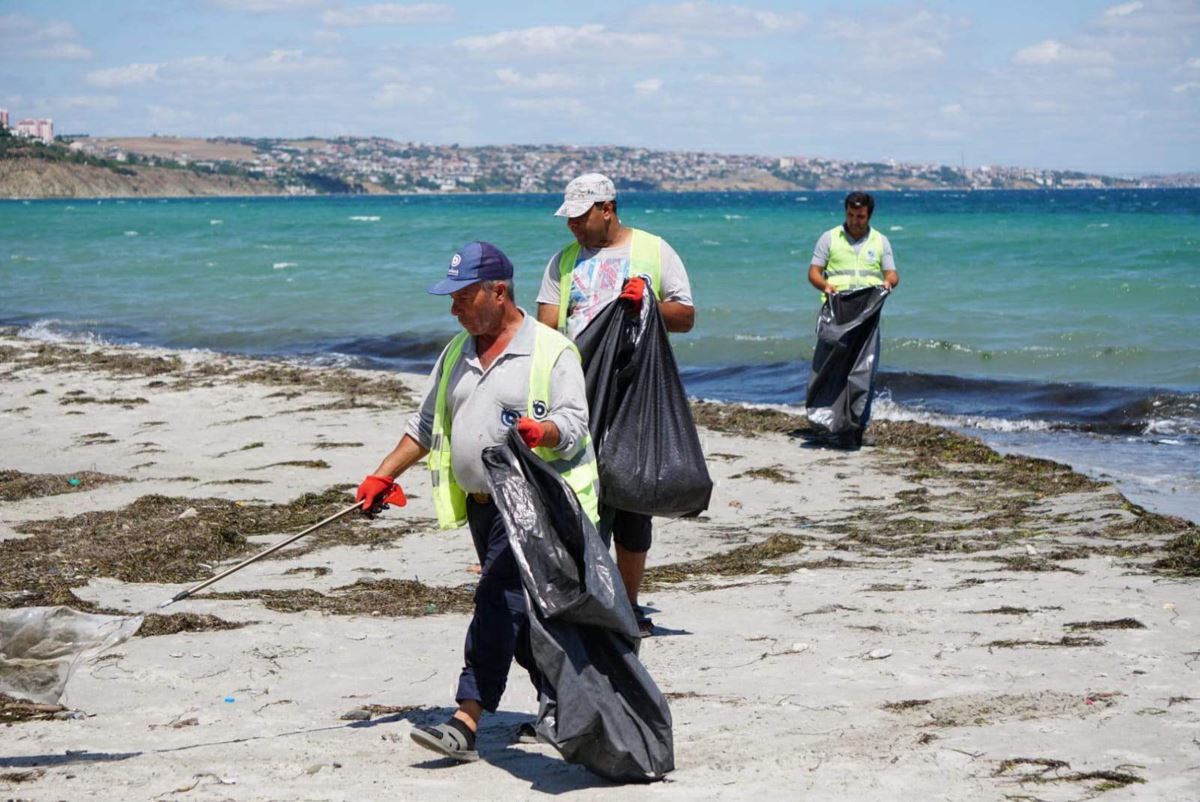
{"left": 2, "top": 106, "right": 1197, "bottom": 198}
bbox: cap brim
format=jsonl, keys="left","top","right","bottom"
{"left": 554, "top": 199, "right": 595, "bottom": 218}
{"left": 427, "top": 276, "right": 483, "bottom": 296}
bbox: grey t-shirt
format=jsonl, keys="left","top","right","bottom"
{"left": 811, "top": 225, "right": 897, "bottom": 273}
{"left": 537, "top": 235, "right": 693, "bottom": 340}
{"left": 406, "top": 310, "right": 591, "bottom": 494}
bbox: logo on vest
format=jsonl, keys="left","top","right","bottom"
{"left": 867, "top": 250, "right": 876, "bottom": 260}
{"left": 500, "top": 408, "right": 519, "bottom": 427}
{"left": 531, "top": 400, "right": 547, "bottom": 419}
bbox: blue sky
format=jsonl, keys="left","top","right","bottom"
{"left": 2, "top": 0, "right": 1197, "bottom": 174}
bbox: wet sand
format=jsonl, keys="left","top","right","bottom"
{"left": 1, "top": 331, "right": 1197, "bottom": 801}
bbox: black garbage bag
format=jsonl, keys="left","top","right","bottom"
{"left": 805, "top": 285, "right": 890, "bottom": 435}
{"left": 482, "top": 430, "right": 675, "bottom": 783}
{"left": 574, "top": 290, "right": 712, "bottom": 517}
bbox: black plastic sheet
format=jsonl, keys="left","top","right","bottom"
{"left": 805, "top": 285, "right": 889, "bottom": 435}
{"left": 483, "top": 430, "right": 675, "bottom": 783}
{"left": 574, "top": 291, "right": 712, "bottom": 518}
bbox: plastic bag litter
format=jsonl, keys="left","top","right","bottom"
{"left": 574, "top": 287, "right": 712, "bottom": 518}
{"left": 805, "top": 285, "right": 889, "bottom": 435}
{"left": 483, "top": 430, "right": 674, "bottom": 783}
{"left": 0, "top": 606, "right": 143, "bottom": 704}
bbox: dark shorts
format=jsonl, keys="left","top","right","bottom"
{"left": 608, "top": 508, "right": 652, "bottom": 554}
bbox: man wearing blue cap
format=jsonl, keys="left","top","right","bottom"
{"left": 356, "top": 241, "right": 598, "bottom": 762}
{"left": 536, "top": 173, "right": 695, "bottom": 636}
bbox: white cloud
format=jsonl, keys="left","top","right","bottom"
{"left": 505, "top": 97, "right": 587, "bottom": 116}
{"left": 313, "top": 29, "right": 343, "bottom": 45}
{"left": 321, "top": 3, "right": 453, "bottom": 27}
{"left": 634, "top": 78, "right": 663, "bottom": 94}
{"left": 940, "top": 103, "right": 963, "bottom": 115}
{"left": 1105, "top": 1, "right": 1144, "bottom": 17}
{"left": 208, "top": 0, "right": 324, "bottom": 11}
{"left": 1188, "top": 57, "right": 1200, "bottom": 69}
{"left": 454, "top": 24, "right": 690, "bottom": 60}
{"left": 631, "top": 2, "right": 805, "bottom": 38}
{"left": 373, "top": 82, "right": 436, "bottom": 107}
{"left": 0, "top": 13, "right": 93, "bottom": 61}
{"left": 494, "top": 69, "right": 578, "bottom": 91}
{"left": 1171, "top": 81, "right": 1200, "bottom": 92}
{"left": 1013, "top": 39, "right": 1115, "bottom": 66}
{"left": 86, "top": 63, "right": 161, "bottom": 88}
{"left": 58, "top": 95, "right": 119, "bottom": 111}
{"left": 699, "top": 73, "right": 766, "bottom": 88}
{"left": 826, "top": 9, "right": 963, "bottom": 66}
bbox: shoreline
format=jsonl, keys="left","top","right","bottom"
{"left": 7, "top": 320, "right": 1197, "bottom": 527}
{"left": 1, "top": 332, "right": 1198, "bottom": 799}
{"left": 4, "top": 185, "right": 1194, "bottom": 203}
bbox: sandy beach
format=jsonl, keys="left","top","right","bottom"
{"left": 1, "top": 330, "right": 1197, "bottom": 801}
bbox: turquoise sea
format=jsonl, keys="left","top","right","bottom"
{"left": 2, "top": 190, "right": 1198, "bottom": 520}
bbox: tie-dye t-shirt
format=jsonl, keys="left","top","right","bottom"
{"left": 536, "top": 235, "right": 693, "bottom": 340}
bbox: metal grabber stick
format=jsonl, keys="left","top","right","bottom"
{"left": 158, "top": 485, "right": 403, "bottom": 608}
{"left": 159, "top": 501, "right": 364, "bottom": 608}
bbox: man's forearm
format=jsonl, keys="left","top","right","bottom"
{"left": 808, "top": 264, "right": 833, "bottom": 293}
{"left": 372, "top": 434, "right": 429, "bottom": 479}
{"left": 660, "top": 300, "right": 695, "bottom": 333}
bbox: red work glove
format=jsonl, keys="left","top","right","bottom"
{"left": 619, "top": 276, "right": 646, "bottom": 311}
{"left": 516, "top": 417, "right": 549, "bottom": 449}
{"left": 356, "top": 474, "right": 406, "bottom": 517}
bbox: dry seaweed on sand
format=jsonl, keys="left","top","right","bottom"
{"left": 0, "top": 768, "right": 46, "bottom": 783}
{"left": 644, "top": 533, "right": 821, "bottom": 589}
{"left": 974, "top": 554, "right": 1083, "bottom": 574}
{"left": 2, "top": 341, "right": 183, "bottom": 377}
{"left": 1064, "top": 618, "right": 1145, "bottom": 631}
{"left": 0, "top": 693, "right": 67, "bottom": 724}
{"left": 208, "top": 578, "right": 475, "bottom": 617}
{"left": 986, "top": 636, "right": 1104, "bottom": 649}
{"left": 872, "top": 420, "right": 1104, "bottom": 496}
{"left": 235, "top": 363, "right": 415, "bottom": 407}
{"left": 993, "top": 757, "right": 1145, "bottom": 792}
{"left": 969, "top": 606, "right": 1033, "bottom": 615}
{"left": 729, "top": 466, "right": 795, "bottom": 483}
{"left": 135, "top": 612, "right": 249, "bottom": 637}
{"left": 1153, "top": 526, "right": 1200, "bottom": 576}
{"left": 251, "top": 460, "right": 331, "bottom": 470}
{"left": 1, "top": 487, "right": 423, "bottom": 610}
{"left": 689, "top": 401, "right": 806, "bottom": 438}
{"left": 0, "top": 469, "right": 128, "bottom": 501}
{"left": 883, "top": 699, "right": 931, "bottom": 712}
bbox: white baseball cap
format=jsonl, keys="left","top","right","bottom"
{"left": 554, "top": 173, "right": 617, "bottom": 218}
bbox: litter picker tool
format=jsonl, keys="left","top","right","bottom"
{"left": 159, "top": 486, "right": 406, "bottom": 608}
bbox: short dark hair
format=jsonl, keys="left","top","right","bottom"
{"left": 844, "top": 191, "right": 874, "bottom": 215}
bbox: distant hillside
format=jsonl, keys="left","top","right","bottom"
{"left": 0, "top": 132, "right": 278, "bottom": 199}
{"left": 0, "top": 157, "right": 281, "bottom": 198}
{"left": 7, "top": 130, "right": 1188, "bottom": 198}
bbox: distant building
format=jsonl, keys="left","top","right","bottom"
{"left": 14, "top": 118, "right": 53, "bottom": 144}
{"left": 0, "top": 108, "right": 8, "bottom": 129}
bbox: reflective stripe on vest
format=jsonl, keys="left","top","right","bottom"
{"left": 823, "top": 225, "right": 886, "bottom": 297}
{"left": 555, "top": 228, "right": 663, "bottom": 334}
{"left": 429, "top": 326, "right": 600, "bottom": 529}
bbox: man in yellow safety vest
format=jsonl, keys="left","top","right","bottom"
{"left": 536, "top": 173, "right": 696, "bottom": 637}
{"left": 356, "top": 241, "right": 598, "bottom": 763}
{"left": 806, "top": 191, "right": 900, "bottom": 447}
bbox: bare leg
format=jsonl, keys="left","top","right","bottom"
{"left": 454, "top": 700, "right": 483, "bottom": 732}
{"left": 615, "top": 543, "right": 647, "bottom": 608}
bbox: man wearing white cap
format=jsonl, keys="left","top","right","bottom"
{"left": 536, "top": 173, "right": 695, "bottom": 637}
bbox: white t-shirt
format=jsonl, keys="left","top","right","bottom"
{"left": 537, "top": 234, "right": 693, "bottom": 340}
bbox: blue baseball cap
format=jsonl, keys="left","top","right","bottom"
{"left": 427, "top": 241, "right": 514, "bottom": 295}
